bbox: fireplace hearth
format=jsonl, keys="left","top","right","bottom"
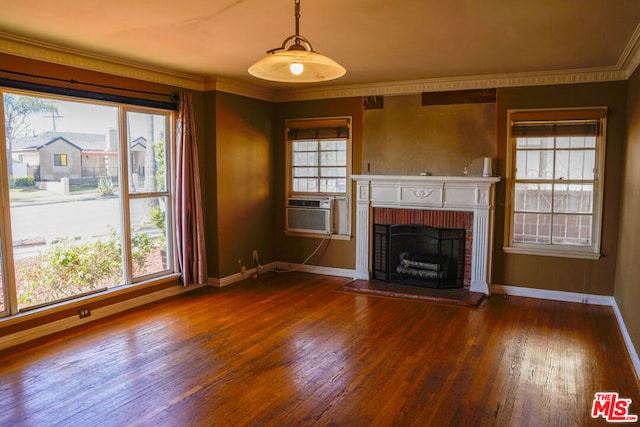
{"left": 374, "top": 224, "right": 465, "bottom": 289}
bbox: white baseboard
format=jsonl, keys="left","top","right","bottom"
{"left": 210, "top": 262, "right": 355, "bottom": 288}
{"left": 208, "top": 262, "right": 278, "bottom": 287}
{"left": 274, "top": 262, "right": 356, "bottom": 279}
{"left": 491, "top": 284, "right": 614, "bottom": 305}
{"left": 0, "top": 283, "right": 205, "bottom": 352}
{"left": 611, "top": 301, "right": 640, "bottom": 383}
{"left": 492, "top": 283, "right": 639, "bottom": 383}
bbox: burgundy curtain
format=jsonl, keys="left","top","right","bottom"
{"left": 174, "top": 92, "right": 207, "bottom": 285}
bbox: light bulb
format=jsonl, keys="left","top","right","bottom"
{"left": 290, "top": 63, "right": 304, "bottom": 75}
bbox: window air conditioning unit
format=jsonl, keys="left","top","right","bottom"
{"left": 286, "top": 198, "right": 333, "bottom": 235}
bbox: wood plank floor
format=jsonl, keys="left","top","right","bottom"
{"left": 0, "top": 272, "right": 638, "bottom": 426}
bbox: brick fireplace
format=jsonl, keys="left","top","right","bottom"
{"left": 374, "top": 208, "right": 473, "bottom": 288}
{"left": 351, "top": 175, "right": 500, "bottom": 294}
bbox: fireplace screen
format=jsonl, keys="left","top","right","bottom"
{"left": 373, "top": 224, "right": 465, "bottom": 289}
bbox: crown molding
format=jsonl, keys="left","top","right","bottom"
{"left": 0, "top": 32, "right": 206, "bottom": 91}
{"left": 271, "top": 22, "right": 640, "bottom": 102}
{"left": 271, "top": 67, "right": 628, "bottom": 102}
{"left": 206, "top": 77, "right": 277, "bottom": 102}
{"left": 2, "top": 27, "right": 640, "bottom": 104}
{"left": 619, "top": 22, "right": 640, "bottom": 79}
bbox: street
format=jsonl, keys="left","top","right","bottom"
{"left": 8, "top": 196, "right": 154, "bottom": 260}
{"left": 11, "top": 197, "right": 122, "bottom": 243}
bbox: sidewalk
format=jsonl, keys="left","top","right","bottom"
{"left": 9, "top": 188, "right": 105, "bottom": 207}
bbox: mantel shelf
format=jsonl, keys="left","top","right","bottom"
{"left": 351, "top": 174, "right": 501, "bottom": 184}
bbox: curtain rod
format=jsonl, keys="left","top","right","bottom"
{"left": 0, "top": 69, "right": 178, "bottom": 110}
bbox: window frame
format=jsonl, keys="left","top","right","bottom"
{"left": 286, "top": 117, "right": 352, "bottom": 197}
{"left": 0, "top": 88, "right": 178, "bottom": 318}
{"left": 121, "top": 107, "right": 175, "bottom": 284}
{"left": 503, "top": 107, "right": 607, "bottom": 260}
{"left": 53, "top": 153, "right": 68, "bottom": 166}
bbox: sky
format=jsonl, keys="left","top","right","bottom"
{"left": 29, "top": 100, "right": 118, "bottom": 135}
{"left": 12, "top": 95, "right": 166, "bottom": 142}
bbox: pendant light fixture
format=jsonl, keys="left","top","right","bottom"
{"left": 248, "top": 0, "right": 346, "bottom": 83}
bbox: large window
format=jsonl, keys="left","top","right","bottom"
{"left": 504, "top": 108, "right": 607, "bottom": 259}
{"left": 0, "top": 89, "right": 175, "bottom": 316}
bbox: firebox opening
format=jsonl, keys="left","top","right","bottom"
{"left": 373, "top": 224, "right": 465, "bottom": 289}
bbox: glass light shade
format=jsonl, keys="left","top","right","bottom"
{"left": 248, "top": 50, "right": 346, "bottom": 83}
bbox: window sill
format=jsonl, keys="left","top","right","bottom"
{"left": 503, "top": 246, "right": 602, "bottom": 260}
{"left": 284, "top": 231, "right": 351, "bottom": 241}
{"left": 0, "top": 273, "right": 182, "bottom": 328}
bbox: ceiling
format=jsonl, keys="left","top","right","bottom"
{"left": 1, "top": 0, "right": 640, "bottom": 98}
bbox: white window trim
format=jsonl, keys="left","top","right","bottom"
{"left": 503, "top": 107, "right": 607, "bottom": 260}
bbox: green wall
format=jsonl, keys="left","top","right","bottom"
{"left": 616, "top": 70, "right": 640, "bottom": 357}
{"left": 207, "top": 91, "right": 275, "bottom": 278}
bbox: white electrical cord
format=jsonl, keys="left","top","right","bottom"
{"left": 274, "top": 234, "right": 331, "bottom": 273}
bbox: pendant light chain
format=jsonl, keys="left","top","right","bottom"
{"left": 295, "top": 0, "right": 301, "bottom": 41}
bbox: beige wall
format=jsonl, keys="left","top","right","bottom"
{"left": 616, "top": 70, "right": 640, "bottom": 356}
{"left": 493, "top": 82, "right": 627, "bottom": 295}
{"left": 363, "top": 94, "right": 496, "bottom": 176}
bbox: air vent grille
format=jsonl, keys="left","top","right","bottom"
{"left": 287, "top": 198, "right": 331, "bottom": 209}
{"left": 286, "top": 198, "right": 333, "bottom": 234}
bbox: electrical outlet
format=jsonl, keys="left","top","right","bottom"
{"left": 79, "top": 309, "right": 91, "bottom": 318}
{"left": 252, "top": 250, "right": 259, "bottom": 262}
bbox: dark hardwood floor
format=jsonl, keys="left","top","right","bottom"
{"left": 0, "top": 272, "right": 638, "bottom": 426}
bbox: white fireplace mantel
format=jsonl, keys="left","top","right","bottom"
{"left": 351, "top": 174, "right": 501, "bottom": 294}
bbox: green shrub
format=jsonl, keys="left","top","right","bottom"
{"left": 150, "top": 204, "right": 166, "bottom": 231}
{"left": 18, "top": 234, "right": 122, "bottom": 305}
{"left": 10, "top": 176, "right": 35, "bottom": 188}
{"left": 131, "top": 230, "right": 154, "bottom": 270}
{"left": 17, "top": 228, "right": 156, "bottom": 306}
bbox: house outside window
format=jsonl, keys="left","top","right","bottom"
{"left": 504, "top": 108, "right": 607, "bottom": 259}
{"left": 0, "top": 89, "right": 176, "bottom": 317}
{"left": 53, "top": 153, "right": 67, "bottom": 166}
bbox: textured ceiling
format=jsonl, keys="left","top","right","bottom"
{"left": 1, "top": 0, "right": 640, "bottom": 92}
